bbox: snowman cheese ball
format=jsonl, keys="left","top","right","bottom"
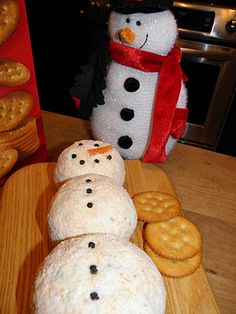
{"left": 72, "top": 0, "right": 188, "bottom": 163}
{"left": 48, "top": 174, "right": 137, "bottom": 241}
{"left": 54, "top": 140, "right": 125, "bottom": 185}
{"left": 33, "top": 234, "right": 166, "bottom": 314}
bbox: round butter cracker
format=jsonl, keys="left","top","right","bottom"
{"left": 0, "top": 117, "right": 36, "bottom": 142}
{"left": 133, "top": 191, "right": 182, "bottom": 222}
{"left": 144, "top": 216, "right": 202, "bottom": 260}
{"left": 0, "top": 0, "right": 20, "bottom": 45}
{"left": 144, "top": 242, "right": 202, "bottom": 278}
{"left": 0, "top": 91, "right": 34, "bottom": 132}
{"left": 0, "top": 58, "right": 30, "bottom": 86}
{"left": 0, "top": 148, "right": 18, "bottom": 178}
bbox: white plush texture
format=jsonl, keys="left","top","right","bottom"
{"left": 48, "top": 174, "right": 137, "bottom": 241}
{"left": 54, "top": 140, "right": 125, "bottom": 185}
{"left": 33, "top": 234, "right": 166, "bottom": 314}
{"left": 91, "top": 10, "right": 187, "bottom": 160}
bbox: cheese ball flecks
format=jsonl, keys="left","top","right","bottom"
{"left": 48, "top": 174, "right": 137, "bottom": 241}
{"left": 33, "top": 234, "right": 166, "bottom": 314}
{"left": 54, "top": 140, "right": 125, "bottom": 185}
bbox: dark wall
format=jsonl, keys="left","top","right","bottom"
{"left": 25, "top": 0, "right": 90, "bottom": 117}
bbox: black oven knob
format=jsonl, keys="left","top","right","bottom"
{"left": 226, "top": 20, "right": 236, "bottom": 33}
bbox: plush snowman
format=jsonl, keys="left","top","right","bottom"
{"left": 71, "top": 0, "right": 188, "bottom": 163}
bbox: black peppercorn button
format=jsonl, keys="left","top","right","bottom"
{"left": 88, "top": 242, "right": 95, "bottom": 248}
{"left": 107, "top": 155, "right": 112, "bottom": 160}
{"left": 94, "top": 159, "right": 99, "bottom": 163}
{"left": 118, "top": 136, "right": 133, "bottom": 149}
{"left": 86, "top": 188, "right": 92, "bottom": 194}
{"left": 80, "top": 160, "right": 85, "bottom": 165}
{"left": 86, "top": 179, "right": 91, "bottom": 183}
{"left": 124, "top": 77, "right": 140, "bottom": 92}
{"left": 87, "top": 202, "right": 93, "bottom": 208}
{"left": 71, "top": 154, "right": 77, "bottom": 159}
{"left": 120, "top": 108, "right": 134, "bottom": 121}
{"left": 90, "top": 292, "right": 99, "bottom": 300}
{"left": 90, "top": 265, "right": 98, "bottom": 274}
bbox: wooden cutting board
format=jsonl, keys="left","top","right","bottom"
{"left": 0, "top": 161, "right": 219, "bottom": 313}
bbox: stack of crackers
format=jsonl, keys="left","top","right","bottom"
{"left": 0, "top": 0, "right": 40, "bottom": 179}
{"left": 133, "top": 191, "right": 202, "bottom": 278}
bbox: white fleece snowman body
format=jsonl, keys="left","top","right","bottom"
{"left": 91, "top": 10, "right": 187, "bottom": 160}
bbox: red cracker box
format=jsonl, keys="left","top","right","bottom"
{"left": 0, "top": 0, "right": 47, "bottom": 185}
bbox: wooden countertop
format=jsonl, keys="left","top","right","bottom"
{"left": 40, "top": 110, "right": 236, "bottom": 313}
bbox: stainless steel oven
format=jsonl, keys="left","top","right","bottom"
{"left": 173, "top": 1, "right": 236, "bottom": 151}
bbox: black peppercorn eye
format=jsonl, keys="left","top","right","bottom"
{"left": 88, "top": 241, "right": 95, "bottom": 248}
{"left": 107, "top": 155, "right": 112, "bottom": 160}
{"left": 80, "top": 160, "right": 85, "bottom": 165}
{"left": 86, "top": 179, "right": 91, "bottom": 183}
{"left": 94, "top": 143, "right": 100, "bottom": 147}
{"left": 71, "top": 154, "right": 77, "bottom": 159}
{"left": 126, "top": 17, "right": 130, "bottom": 23}
{"left": 78, "top": 143, "right": 83, "bottom": 146}
{"left": 136, "top": 20, "right": 141, "bottom": 26}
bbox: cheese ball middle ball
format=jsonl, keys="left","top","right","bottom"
{"left": 48, "top": 174, "right": 137, "bottom": 241}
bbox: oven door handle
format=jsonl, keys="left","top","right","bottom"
{"left": 180, "top": 46, "right": 234, "bottom": 64}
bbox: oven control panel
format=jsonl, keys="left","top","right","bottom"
{"left": 174, "top": 1, "right": 236, "bottom": 45}
{"left": 173, "top": 6, "right": 215, "bottom": 33}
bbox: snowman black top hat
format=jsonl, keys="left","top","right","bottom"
{"left": 110, "top": 0, "right": 173, "bottom": 14}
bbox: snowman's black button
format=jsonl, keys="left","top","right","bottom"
{"left": 118, "top": 136, "right": 133, "bottom": 149}
{"left": 87, "top": 202, "right": 93, "bottom": 208}
{"left": 124, "top": 78, "right": 140, "bottom": 92}
{"left": 90, "top": 265, "right": 98, "bottom": 274}
{"left": 88, "top": 242, "right": 95, "bottom": 248}
{"left": 120, "top": 108, "right": 134, "bottom": 121}
{"left": 90, "top": 292, "right": 99, "bottom": 300}
{"left": 86, "top": 188, "right": 92, "bottom": 194}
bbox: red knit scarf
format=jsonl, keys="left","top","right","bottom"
{"left": 109, "top": 40, "right": 188, "bottom": 163}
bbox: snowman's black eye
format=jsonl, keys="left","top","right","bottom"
{"left": 126, "top": 17, "right": 130, "bottom": 23}
{"left": 71, "top": 154, "right": 77, "bottom": 159}
{"left": 136, "top": 20, "right": 141, "bottom": 26}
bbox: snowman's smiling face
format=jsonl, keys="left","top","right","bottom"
{"left": 109, "top": 10, "right": 177, "bottom": 56}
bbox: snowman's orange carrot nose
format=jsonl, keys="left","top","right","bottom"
{"left": 88, "top": 145, "right": 113, "bottom": 156}
{"left": 119, "top": 28, "right": 135, "bottom": 44}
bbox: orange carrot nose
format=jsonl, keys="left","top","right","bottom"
{"left": 87, "top": 145, "right": 113, "bottom": 156}
{"left": 118, "top": 28, "right": 135, "bottom": 44}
